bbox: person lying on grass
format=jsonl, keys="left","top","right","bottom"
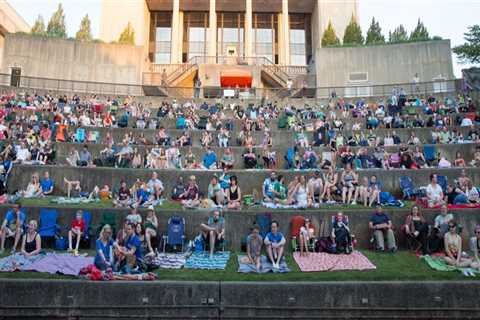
{"left": 264, "top": 221, "right": 286, "bottom": 270}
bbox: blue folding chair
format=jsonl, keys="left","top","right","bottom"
{"left": 163, "top": 216, "right": 186, "bottom": 253}
{"left": 423, "top": 145, "right": 438, "bottom": 166}
{"left": 38, "top": 208, "right": 59, "bottom": 240}
{"left": 437, "top": 175, "right": 448, "bottom": 194}
{"left": 399, "top": 176, "right": 417, "bottom": 199}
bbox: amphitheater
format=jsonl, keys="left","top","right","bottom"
{"left": 0, "top": 1, "right": 479, "bottom": 319}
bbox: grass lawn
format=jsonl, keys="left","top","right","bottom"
{"left": 16, "top": 197, "right": 414, "bottom": 212}
{"left": 0, "top": 250, "right": 472, "bottom": 282}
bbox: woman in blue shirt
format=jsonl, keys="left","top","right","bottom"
{"left": 94, "top": 224, "right": 114, "bottom": 271}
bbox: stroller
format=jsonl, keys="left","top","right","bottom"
{"left": 330, "top": 214, "right": 354, "bottom": 254}
{"left": 163, "top": 216, "right": 186, "bottom": 253}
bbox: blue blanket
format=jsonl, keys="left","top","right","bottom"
{"left": 185, "top": 251, "right": 230, "bottom": 270}
{"left": 237, "top": 255, "right": 291, "bottom": 273}
{"left": 0, "top": 253, "right": 44, "bottom": 272}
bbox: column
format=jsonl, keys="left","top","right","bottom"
{"left": 170, "top": 0, "right": 180, "bottom": 63}
{"left": 282, "top": 0, "right": 290, "bottom": 65}
{"left": 208, "top": 0, "right": 217, "bottom": 61}
{"left": 244, "top": 0, "right": 253, "bottom": 59}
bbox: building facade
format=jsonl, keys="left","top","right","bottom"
{"left": 101, "top": 0, "right": 358, "bottom": 66}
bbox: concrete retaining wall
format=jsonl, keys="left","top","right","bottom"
{"left": 8, "top": 165, "right": 480, "bottom": 200}
{"left": 1, "top": 34, "right": 145, "bottom": 85}
{"left": 0, "top": 280, "right": 479, "bottom": 319}
{"left": 315, "top": 40, "right": 454, "bottom": 87}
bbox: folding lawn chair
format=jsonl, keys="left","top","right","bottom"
{"left": 163, "top": 216, "right": 186, "bottom": 253}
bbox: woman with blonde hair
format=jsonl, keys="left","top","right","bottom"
{"left": 94, "top": 224, "right": 114, "bottom": 271}
{"left": 21, "top": 220, "right": 41, "bottom": 257}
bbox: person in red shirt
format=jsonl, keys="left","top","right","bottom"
{"left": 68, "top": 210, "right": 85, "bottom": 255}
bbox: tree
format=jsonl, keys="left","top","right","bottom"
{"left": 365, "top": 17, "right": 385, "bottom": 45}
{"left": 389, "top": 25, "right": 408, "bottom": 43}
{"left": 321, "top": 21, "right": 340, "bottom": 47}
{"left": 453, "top": 25, "right": 480, "bottom": 64}
{"left": 76, "top": 14, "right": 92, "bottom": 41}
{"left": 46, "top": 3, "right": 67, "bottom": 38}
{"left": 343, "top": 14, "right": 364, "bottom": 46}
{"left": 30, "top": 15, "right": 45, "bottom": 35}
{"left": 410, "top": 18, "right": 430, "bottom": 41}
{"left": 118, "top": 22, "right": 135, "bottom": 45}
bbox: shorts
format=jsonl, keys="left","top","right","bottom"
{"left": 4, "top": 226, "right": 23, "bottom": 238}
{"left": 202, "top": 232, "right": 222, "bottom": 247}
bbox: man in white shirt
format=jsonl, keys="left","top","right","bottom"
{"left": 147, "top": 172, "right": 164, "bottom": 200}
{"left": 426, "top": 174, "right": 444, "bottom": 207}
{"left": 15, "top": 141, "right": 31, "bottom": 163}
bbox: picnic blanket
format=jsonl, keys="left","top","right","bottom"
{"left": 421, "top": 255, "right": 479, "bottom": 276}
{"left": 416, "top": 199, "right": 480, "bottom": 210}
{"left": 262, "top": 202, "right": 305, "bottom": 209}
{"left": 0, "top": 253, "right": 44, "bottom": 272}
{"left": 146, "top": 252, "right": 190, "bottom": 269}
{"left": 293, "top": 251, "right": 376, "bottom": 272}
{"left": 237, "top": 255, "right": 290, "bottom": 273}
{"left": 0, "top": 252, "right": 93, "bottom": 275}
{"left": 185, "top": 251, "right": 230, "bottom": 270}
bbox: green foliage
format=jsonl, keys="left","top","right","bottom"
{"left": 321, "top": 21, "right": 340, "bottom": 47}
{"left": 75, "top": 14, "right": 92, "bottom": 41}
{"left": 410, "top": 18, "right": 430, "bottom": 41}
{"left": 46, "top": 4, "right": 66, "bottom": 38}
{"left": 389, "top": 25, "right": 408, "bottom": 43}
{"left": 30, "top": 15, "right": 45, "bottom": 36}
{"left": 343, "top": 14, "right": 364, "bottom": 45}
{"left": 453, "top": 25, "right": 480, "bottom": 64}
{"left": 365, "top": 17, "right": 385, "bottom": 45}
{"left": 118, "top": 22, "right": 135, "bottom": 45}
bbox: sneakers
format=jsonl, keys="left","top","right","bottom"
{"left": 351, "top": 201, "right": 357, "bottom": 205}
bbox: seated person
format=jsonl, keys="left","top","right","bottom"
{"left": 113, "top": 180, "right": 132, "bottom": 207}
{"left": 226, "top": 176, "right": 241, "bottom": 210}
{"left": 220, "top": 148, "right": 235, "bottom": 170}
{"left": 299, "top": 217, "right": 315, "bottom": 256}
{"left": 307, "top": 171, "right": 323, "bottom": 206}
{"left": 135, "top": 183, "right": 154, "bottom": 208}
{"left": 19, "top": 173, "right": 42, "bottom": 198}
{"left": 89, "top": 185, "right": 111, "bottom": 201}
{"left": 77, "top": 145, "right": 92, "bottom": 166}
{"left": 147, "top": 172, "right": 164, "bottom": 200}
{"left": 94, "top": 224, "right": 114, "bottom": 271}
{"left": 243, "top": 147, "right": 257, "bottom": 169}
{"left": 114, "top": 223, "right": 144, "bottom": 273}
{"left": 68, "top": 210, "right": 85, "bottom": 255}
{"left": 426, "top": 174, "right": 444, "bottom": 208}
{"left": 21, "top": 220, "right": 41, "bottom": 257}
{"left": 200, "top": 210, "right": 225, "bottom": 258}
{"left": 126, "top": 208, "right": 142, "bottom": 225}
{"left": 367, "top": 175, "right": 382, "bottom": 207}
{"left": 246, "top": 225, "right": 263, "bottom": 271}
{"left": 39, "top": 171, "right": 54, "bottom": 196}
{"left": 470, "top": 225, "right": 480, "bottom": 268}
{"left": 429, "top": 204, "right": 454, "bottom": 253}
{"left": 171, "top": 176, "right": 186, "bottom": 201}
{"left": 369, "top": 206, "right": 397, "bottom": 252}
{"left": 208, "top": 176, "right": 225, "bottom": 206}
{"left": 0, "top": 204, "right": 27, "bottom": 253}
{"left": 444, "top": 221, "right": 472, "bottom": 268}
{"left": 331, "top": 212, "right": 353, "bottom": 254}
{"left": 402, "top": 205, "right": 429, "bottom": 255}
{"left": 264, "top": 221, "right": 286, "bottom": 270}
{"left": 180, "top": 176, "right": 200, "bottom": 208}
{"left": 340, "top": 164, "right": 358, "bottom": 205}
{"left": 202, "top": 147, "right": 217, "bottom": 170}
{"left": 63, "top": 177, "right": 82, "bottom": 198}
{"left": 262, "top": 172, "right": 277, "bottom": 202}
{"left": 272, "top": 175, "right": 288, "bottom": 204}
{"left": 144, "top": 207, "right": 159, "bottom": 255}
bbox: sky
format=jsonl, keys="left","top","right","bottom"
{"left": 7, "top": 0, "right": 480, "bottom": 77}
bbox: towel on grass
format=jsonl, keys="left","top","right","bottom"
{"left": 421, "top": 255, "right": 479, "bottom": 276}
{"left": 146, "top": 252, "right": 190, "bottom": 269}
{"left": 293, "top": 251, "right": 376, "bottom": 272}
{"left": 237, "top": 255, "right": 290, "bottom": 273}
{"left": 185, "top": 251, "right": 230, "bottom": 270}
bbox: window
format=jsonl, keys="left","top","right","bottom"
{"left": 289, "top": 14, "right": 310, "bottom": 66}
{"left": 184, "top": 12, "right": 208, "bottom": 61}
{"left": 149, "top": 12, "right": 172, "bottom": 64}
{"left": 253, "top": 13, "right": 276, "bottom": 62}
